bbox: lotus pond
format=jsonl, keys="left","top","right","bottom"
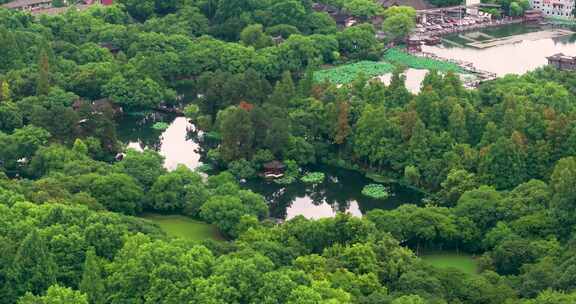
{"left": 119, "top": 114, "right": 426, "bottom": 220}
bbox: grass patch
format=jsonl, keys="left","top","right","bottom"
{"left": 422, "top": 253, "right": 478, "bottom": 275}
{"left": 314, "top": 61, "right": 395, "bottom": 84}
{"left": 142, "top": 213, "right": 224, "bottom": 241}
{"left": 384, "top": 48, "right": 463, "bottom": 73}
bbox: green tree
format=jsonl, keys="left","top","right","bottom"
{"left": 0, "top": 28, "right": 21, "bottom": 72}
{"left": 17, "top": 285, "right": 88, "bottom": 304}
{"left": 36, "top": 49, "right": 51, "bottom": 96}
{"left": 240, "top": 24, "right": 273, "bottom": 49}
{"left": 90, "top": 173, "right": 144, "bottom": 214}
{"left": 439, "top": 169, "right": 479, "bottom": 206}
{"left": 114, "top": 149, "right": 166, "bottom": 189}
{"left": 382, "top": 6, "right": 416, "bottom": 42}
{"left": 343, "top": 0, "right": 383, "bottom": 20}
{"left": 10, "top": 230, "right": 58, "bottom": 299}
{"left": 549, "top": 157, "right": 576, "bottom": 230}
{"left": 148, "top": 165, "right": 203, "bottom": 211}
{"left": 220, "top": 107, "right": 255, "bottom": 162}
{"left": 79, "top": 248, "right": 105, "bottom": 304}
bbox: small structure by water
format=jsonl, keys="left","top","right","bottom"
{"left": 547, "top": 53, "right": 576, "bottom": 71}
{"left": 263, "top": 161, "right": 285, "bottom": 178}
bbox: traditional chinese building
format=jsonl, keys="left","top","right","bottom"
{"left": 529, "top": 0, "right": 574, "bottom": 18}
{"left": 524, "top": 9, "right": 544, "bottom": 22}
{"left": 547, "top": 53, "right": 576, "bottom": 71}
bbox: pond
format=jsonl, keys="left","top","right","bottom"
{"left": 378, "top": 68, "right": 429, "bottom": 94}
{"left": 117, "top": 113, "right": 204, "bottom": 171}
{"left": 118, "top": 114, "right": 425, "bottom": 220}
{"left": 423, "top": 23, "right": 576, "bottom": 76}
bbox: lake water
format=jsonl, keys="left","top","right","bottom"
{"left": 117, "top": 114, "right": 204, "bottom": 171}
{"left": 379, "top": 68, "right": 429, "bottom": 94}
{"left": 118, "top": 114, "right": 424, "bottom": 220}
{"left": 423, "top": 23, "right": 576, "bottom": 76}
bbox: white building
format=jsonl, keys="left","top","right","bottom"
{"left": 530, "top": 0, "right": 574, "bottom": 18}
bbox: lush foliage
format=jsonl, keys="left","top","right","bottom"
{"left": 1, "top": 1, "right": 576, "bottom": 304}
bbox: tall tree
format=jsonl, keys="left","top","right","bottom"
{"left": 10, "top": 230, "right": 57, "bottom": 299}
{"left": 271, "top": 71, "right": 296, "bottom": 108}
{"left": 334, "top": 101, "right": 351, "bottom": 145}
{"left": 79, "top": 248, "right": 105, "bottom": 304}
{"left": 220, "top": 107, "right": 255, "bottom": 161}
{"left": 550, "top": 157, "right": 576, "bottom": 232}
{"left": 36, "top": 49, "right": 51, "bottom": 96}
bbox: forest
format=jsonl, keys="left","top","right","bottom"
{"left": 1, "top": 0, "right": 576, "bottom": 303}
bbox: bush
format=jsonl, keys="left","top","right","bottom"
{"left": 362, "top": 184, "right": 390, "bottom": 200}
{"left": 301, "top": 172, "right": 325, "bottom": 184}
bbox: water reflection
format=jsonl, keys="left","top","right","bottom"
{"left": 379, "top": 68, "right": 430, "bottom": 94}
{"left": 117, "top": 114, "right": 203, "bottom": 170}
{"left": 118, "top": 116, "right": 424, "bottom": 220}
{"left": 285, "top": 197, "right": 362, "bottom": 220}
{"left": 423, "top": 24, "right": 576, "bottom": 76}
{"left": 244, "top": 166, "right": 424, "bottom": 220}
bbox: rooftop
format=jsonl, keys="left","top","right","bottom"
{"left": 378, "top": 0, "right": 434, "bottom": 10}
{"left": 2, "top": 0, "right": 51, "bottom": 9}
{"left": 547, "top": 53, "right": 576, "bottom": 61}
{"left": 30, "top": 4, "right": 92, "bottom": 15}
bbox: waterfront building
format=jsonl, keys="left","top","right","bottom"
{"left": 529, "top": 0, "right": 574, "bottom": 18}
{"left": 1, "top": 0, "right": 52, "bottom": 11}
{"left": 547, "top": 53, "right": 576, "bottom": 70}
{"left": 2, "top": 0, "right": 113, "bottom": 12}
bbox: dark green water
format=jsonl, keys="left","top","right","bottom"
{"left": 117, "top": 114, "right": 424, "bottom": 219}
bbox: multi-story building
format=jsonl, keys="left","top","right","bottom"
{"left": 530, "top": 0, "right": 574, "bottom": 18}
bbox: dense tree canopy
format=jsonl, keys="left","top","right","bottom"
{"left": 0, "top": 1, "right": 576, "bottom": 304}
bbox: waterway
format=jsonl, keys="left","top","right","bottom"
{"left": 117, "top": 113, "right": 424, "bottom": 220}
{"left": 423, "top": 23, "right": 576, "bottom": 76}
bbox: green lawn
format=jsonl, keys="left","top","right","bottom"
{"left": 142, "top": 213, "right": 224, "bottom": 241}
{"left": 422, "top": 253, "right": 479, "bottom": 275}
